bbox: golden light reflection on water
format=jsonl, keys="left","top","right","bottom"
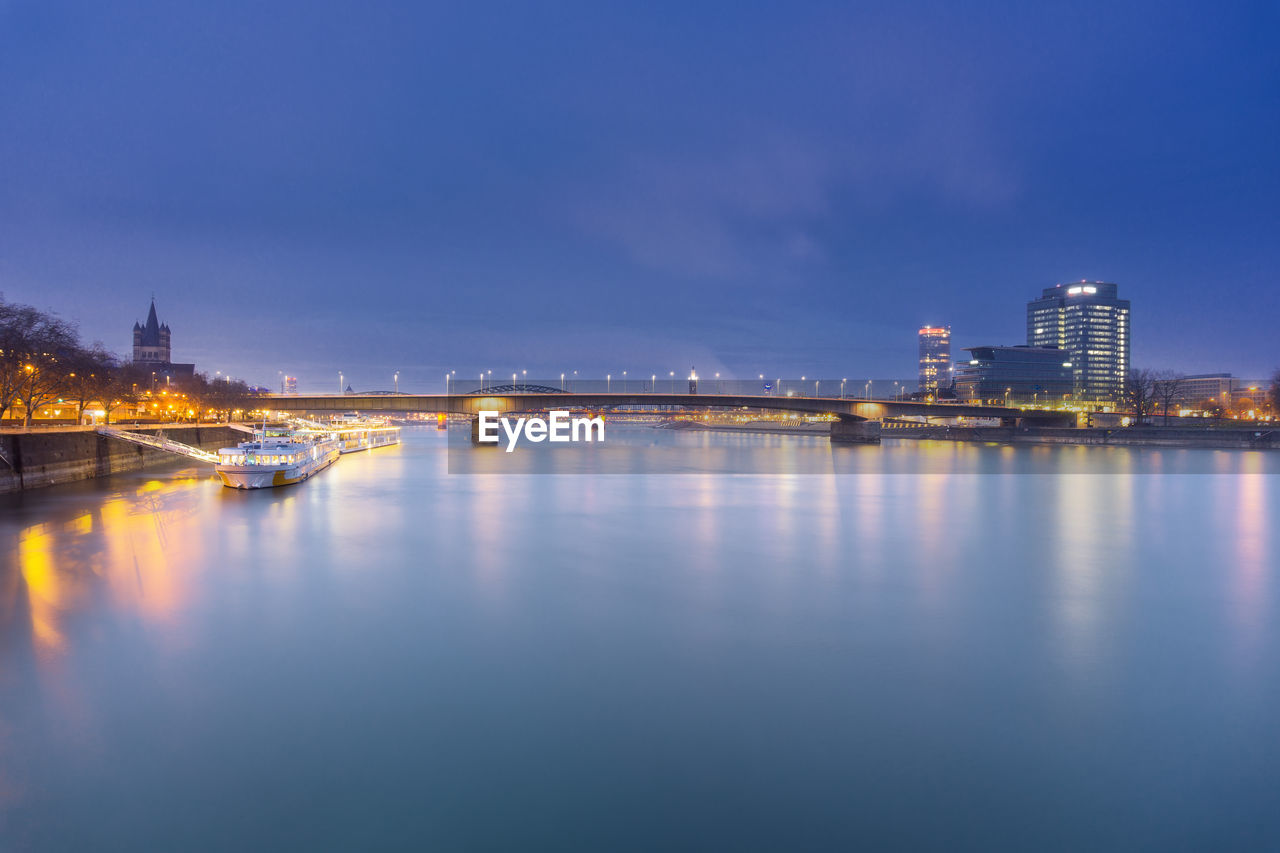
{"left": 1228, "top": 473, "right": 1270, "bottom": 672}
{"left": 1048, "top": 473, "right": 1136, "bottom": 675}
{"left": 7, "top": 476, "right": 211, "bottom": 662}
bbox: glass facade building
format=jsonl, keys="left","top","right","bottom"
{"left": 954, "top": 346, "right": 1074, "bottom": 404}
{"left": 1027, "top": 282, "right": 1130, "bottom": 402}
{"left": 917, "top": 326, "right": 952, "bottom": 394}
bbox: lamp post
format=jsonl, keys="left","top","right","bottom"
{"left": 394, "top": 371, "right": 400, "bottom": 394}
{"left": 814, "top": 378, "right": 819, "bottom": 397}
{"left": 715, "top": 372, "right": 720, "bottom": 394}
{"left": 607, "top": 374, "right": 611, "bottom": 392}
{"left": 522, "top": 369, "right": 527, "bottom": 391}
{"left": 801, "top": 376, "right": 806, "bottom": 398}
{"left": 669, "top": 371, "right": 675, "bottom": 393}
{"left": 865, "top": 380, "right": 872, "bottom": 398}
{"left": 651, "top": 374, "right": 656, "bottom": 393}
{"left": 622, "top": 370, "right": 627, "bottom": 393}
{"left": 841, "top": 378, "right": 846, "bottom": 399}
{"left": 338, "top": 371, "right": 343, "bottom": 395}
{"left": 561, "top": 372, "right": 565, "bottom": 391}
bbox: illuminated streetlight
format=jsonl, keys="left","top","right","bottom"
{"left": 394, "top": 371, "right": 400, "bottom": 394}
{"left": 607, "top": 374, "right": 611, "bottom": 392}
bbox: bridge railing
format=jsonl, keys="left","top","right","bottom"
{"left": 443, "top": 378, "right": 920, "bottom": 399}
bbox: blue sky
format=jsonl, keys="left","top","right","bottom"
{"left": 2, "top": 0, "right": 1277, "bottom": 391}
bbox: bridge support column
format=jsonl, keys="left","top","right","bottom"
{"left": 830, "top": 419, "right": 881, "bottom": 445}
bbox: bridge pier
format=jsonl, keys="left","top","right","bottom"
{"left": 830, "top": 419, "right": 881, "bottom": 445}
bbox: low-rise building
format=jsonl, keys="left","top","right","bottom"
{"left": 955, "top": 345, "right": 1073, "bottom": 405}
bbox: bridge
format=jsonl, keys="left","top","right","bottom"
{"left": 265, "top": 391, "right": 1073, "bottom": 444}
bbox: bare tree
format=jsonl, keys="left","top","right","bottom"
{"left": 63, "top": 344, "right": 119, "bottom": 423}
{"left": 1124, "top": 368, "right": 1156, "bottom": 426}
{"left": 1151, "top": 371, "right": 1186, "bottom": 426}
{"left": 1, "top": 301, "right": 80, "bottom": 427}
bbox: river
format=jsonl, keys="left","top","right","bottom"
{"left": 2, "top": 427, "right": 1278, "bottom": 849}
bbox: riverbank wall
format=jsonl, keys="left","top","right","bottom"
{"left": 886, "top": 425, "right": 1278, "bottom": 449}
{"left": 0, "top": 425, "right": 242, "bottom": 494}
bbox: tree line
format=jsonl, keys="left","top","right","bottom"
{"left": 1124, "top": 368, "right": 1279, "bottom": 426}
{"left": 1, "top": 295, "right": 260, "bottom": 427}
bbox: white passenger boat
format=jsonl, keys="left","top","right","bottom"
{"left": 215, "top": 428, "right": 341, "bottom": 489}
{"left": 329, "top": 412, "right": 402, "bottom": 453}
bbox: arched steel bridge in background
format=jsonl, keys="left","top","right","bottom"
{"left": 266, "top": 391, "right": 1073, "bottom": 427}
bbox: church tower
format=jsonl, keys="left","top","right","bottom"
{"left": 132, "top": 299, "right": 172, "bottom": 365}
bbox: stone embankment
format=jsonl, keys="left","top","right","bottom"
{"left": 0, "top": 424, "right": 243, "bottom": 493}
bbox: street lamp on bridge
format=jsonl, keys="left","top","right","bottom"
{"left": 394, "top": 371, "right": 399, "bottom": 394}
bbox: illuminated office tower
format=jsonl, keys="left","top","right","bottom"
{"left": 917, "top": 325, "right": 952, "bottom": 394}
{"left": 1027, "top": 282, "right": 1129, "bottom": 402}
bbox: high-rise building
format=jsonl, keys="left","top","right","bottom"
{"left": 917, "top": 325, "right": 951, "bottom": 394}
{"left": 954, "top": 345, "right": 1073, "bottom": 404}
{"left": 283, "top": 375, "right": 299, "bottom": 395}
{"left": 1027, "top": 281, "right": 1130, "bottom": 402}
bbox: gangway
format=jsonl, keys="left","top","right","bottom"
{"left": 96, "top": 426, "right": 221, "bottom": 464}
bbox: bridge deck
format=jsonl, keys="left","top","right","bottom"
{"left": 265, "top": 392, "right": 1067, "bottom": 424}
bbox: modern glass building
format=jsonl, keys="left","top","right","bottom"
{"left": 1027, "top": 282, "right": 1130, "bottom": 402}
{"left": 917, "top": 325, "right": 951, "bottom": 394}
{"left": 954, "top": 346, "right": 1074, "bottom": 405}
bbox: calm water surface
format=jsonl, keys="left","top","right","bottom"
{"left": 2, "top": 429, "right": 1278, "bottom": 850}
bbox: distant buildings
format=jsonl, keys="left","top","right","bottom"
{"left": 131, "top": 299, "right": 195, "bottom": 381}
{"left": 283, "top": 375, "right": 298, "bottom": 395}
{"left": 917, "top": 326, "right": 951, "bottom": 394}
{"left": 1027, "top": 281, "right": 1130, "bottom": 402}
{"left": 954, "top": 345, "right": 1073, "bottom": 404}
{"left": 1180, "top": 374, "right": 1271, "bottom": 410}
{"left": 1179, "top": 373, "right": 1234, "bottom": 405}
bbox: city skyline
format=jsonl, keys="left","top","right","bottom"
{"left": 3, "top": 2, "right": 1277, "bottom": 389}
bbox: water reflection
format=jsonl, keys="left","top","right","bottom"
{"left": 2, "top": 431, "right": 1279, "bottom": 850}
